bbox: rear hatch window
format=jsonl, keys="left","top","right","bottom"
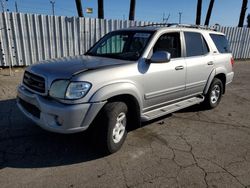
{"left": 210, "top": 34, "right": 231, "bottom": 53}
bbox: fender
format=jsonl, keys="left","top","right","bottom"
{"left": 203, "top": 67, "right": 227, "bottom": 95}
{"left": 90, "top": 82, "right": 143, "bottom": 111}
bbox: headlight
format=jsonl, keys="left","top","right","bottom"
{"left": 65, "top": 82, "right": 91, "bottom": 99}
{"left": 49, "top": 80, "right": 70, "bottom": 99}
{"left": 49, "top": 80, "right": 91, "bottom": 100}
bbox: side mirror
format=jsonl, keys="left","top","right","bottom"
{"left": 149, "top": 51, "right": 171, "bottom": 63}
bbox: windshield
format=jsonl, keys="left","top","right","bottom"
{"left": 86, "top": 30, "right": 154, "bottom": 61}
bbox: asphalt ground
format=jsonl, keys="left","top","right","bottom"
{"left": 0, "top": 61, "right": 250, "bottom": 188}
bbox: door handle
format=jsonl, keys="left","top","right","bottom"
{"left": 175, "top": 66, "right": 184, "bottom": 70}
{"left": 207, "top": 61, "right": 214, "bottom": 65}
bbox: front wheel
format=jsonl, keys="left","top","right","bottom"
{"left": 94, "top": 102, "right": 128, "bottom": 154}
{"left": 203, "top": 78, "right": 223, "bottom": 109}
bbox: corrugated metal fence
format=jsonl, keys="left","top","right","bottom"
{"left": 0, "top": 12, "right": 249, "bottom": 67}
{"left": 0, "top": 12, "right": 153, "bottom": 67}
{"left": 219, "top": 27, "right": 250, "bottom": 59}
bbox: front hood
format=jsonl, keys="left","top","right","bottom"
{"left": 27, "top": 55, "right": 132, "bottom": 80}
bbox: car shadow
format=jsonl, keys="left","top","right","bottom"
{"left": 0, "top": 99, "right": 107, "bottom": 169}
{"left": 0, "top": 99, "right": 206, "bottom": 169}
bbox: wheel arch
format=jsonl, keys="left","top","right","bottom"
{"left": 204, "top": 68, "right": 226, "bottom": 95}
{"left": 89, "top": 83, "right": 143, "bottom": 130}
{"left": 107, "top": 94, "right": 141, "bottom": 130}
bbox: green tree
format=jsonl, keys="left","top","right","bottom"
{"left": 238, "top": 0, "right": 248, "bottom": 27}
{"left": 196, "top": 0, "right": 202, "bottom": 25}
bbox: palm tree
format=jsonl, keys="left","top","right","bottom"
{"left": 98, "top": 0, "right": 104, "bottom": 19}
{"left": 75, "top": 0, "right": 84, "bottom": 17}
{"left": 204, "top": 0, "right": 215, "bottom": 26}
{"left": 196, "top": 0, "right": 202, "bottom": 25}
{"left": 129, "top": 0, "right": 136, "bottom": 20}
{"left": 238, "top": 0, "right": 248, "bottom": 27}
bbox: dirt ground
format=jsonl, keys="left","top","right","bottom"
{"left": 0, "top": 61, "right": 250, "bottom": 188}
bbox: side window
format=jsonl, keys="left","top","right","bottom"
{"left": 184, "top": 32, "right": 210, "bottom": 57}
{"left": 202, "top": 37, "right": 210, "bottom": 54}
{"left": 153, "top": 32, "right": 181, "bottom": 58}
{"left": 210, "top": 34, "right": 230, "bottom": 53}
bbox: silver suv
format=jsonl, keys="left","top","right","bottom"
{"left": 17, "top": 24, "right": 234, "bottom": 153}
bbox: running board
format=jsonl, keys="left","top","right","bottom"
{"left": 141, "top": 96, "right": 204, "bottom": 121}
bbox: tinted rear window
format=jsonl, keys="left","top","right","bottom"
{"left": 210, "top": 34, "right": 230, "bottom": 53}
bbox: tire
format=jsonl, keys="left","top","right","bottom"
{"left": 203, "top": 78, "right": 223, "bottom": 109}
{"left": 93, "top": 102, "right": 128, "bottom": 154}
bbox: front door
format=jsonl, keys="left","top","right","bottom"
{"left": 142, "top": 32, "right": 186, "bottom": 112}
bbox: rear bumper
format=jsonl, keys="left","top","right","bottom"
{"left": 17, "top": 85, "right": 105, "bottom": 134}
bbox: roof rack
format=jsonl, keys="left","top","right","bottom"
{"left": 177, "top": 24, "right": 217, "bottom": 31}
{"left": 140, "top": 23, "right": 217, "bottom": 31}
{"left": 139, "top": 23, "right": 175, "bottom": 27}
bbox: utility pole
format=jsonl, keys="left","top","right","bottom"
{"left": 50, "top": 1, "right": 55, "bottom": 16}
{"left": 179, "top": 12, "right": 182, "bottom": 24}
{"left": 15, "top": 1, "right": 18, "bottom": 12}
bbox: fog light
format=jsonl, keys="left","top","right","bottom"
{"left": 55, "top": 116, "right": 63, "bottom": 126}
{"left": 20, "top": 85, "right": 25, "bottom": 90}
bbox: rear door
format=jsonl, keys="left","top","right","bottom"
{"left": 184, "top": 31, "right": 214, "bottom": 96}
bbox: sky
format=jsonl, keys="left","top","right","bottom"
{"left": 3, "top": 0, "right": 247, "bottom": 27}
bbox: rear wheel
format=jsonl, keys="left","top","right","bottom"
{"left": 203, "top": 78, "right": 223, "bottom": 109}
{"left": 94, "top": 102, "right": 128, "bottom": 154}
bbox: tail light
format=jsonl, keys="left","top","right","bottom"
{"left": 230, "top": 57, "right": 235, "bottom": 67}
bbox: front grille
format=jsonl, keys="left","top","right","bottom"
{"left": 19, "top": 98, "right": 41, "bottom": 118}
{"left": 23, "top": 71, "right": 45, "bottom": 93}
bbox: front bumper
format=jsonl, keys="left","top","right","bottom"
{"left": 17, "top": 85, "right": 105, "bottom": 133}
